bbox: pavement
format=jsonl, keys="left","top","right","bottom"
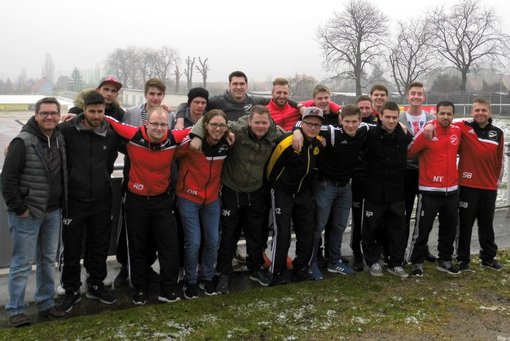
{"left": 1, "top": 207, "right": 509, "bottom": 329}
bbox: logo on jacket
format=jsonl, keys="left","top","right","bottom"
{"left": 313, "top": 146, "right": 320, "bottom": 155}
{"left": 450, "top": 135, "right": 458, "bottom": 145}
{"left": 488, "top": 130, "right": 497, "bottom": 139}
{"left": 459, "top": 201, "right": 468, "bottom": 208}
{"left": 364, "top": 211, "right": 373, "bottom": 218}
{"left": 187, "top": 189, "right": 198, "bottom": 196}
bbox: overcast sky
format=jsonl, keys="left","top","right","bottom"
{"left": 0, "top": 0, "right": 508, "bottom": 84}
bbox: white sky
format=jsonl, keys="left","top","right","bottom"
{"left": 0, "top": 0, "right": 508, "bottom": 83}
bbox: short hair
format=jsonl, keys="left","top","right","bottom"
{"left": 144, "top": 78, "right": 166, "bottom": 95}
{"left": 340, "top": 104, "right": 361, "bottom": 119}
{"left": 203, "top": 109, "right": 228, "bottom": 128}
{"left": 436, "top": 100, "right": 455, "bottom": 113}
{"left": 356, "top": 95, "right": 372, "bottom": 104}
{"left": 407, "top": 81, "right": 424, "bottom": 94}
{"left": 35, "top": 97, "right": 60, "bottom": 114}
{"left": 229, "top": 71, "right": 248, "bottom": 84}
{"left": 272, "top": 77, "right": 289, "bottom": 87}
{"left": 473, "top": 97, "right": 491, "bottom": 108}
{"left": 312, "top": 84, "right": 330, "bottom": 98}
{"left": 249, "top": 104, "right": 270, "bottom": 120}
{"left": 84, "top": 91, "right": 105, "bottom": 107}
{"left": 370, "top": 84, "right": 388, "bottom": 96}
{"left": 380, "top": 101, "right": 400, "bottom": 116}
{"left": 147, "top": 106, "right": 168, "bottom": 121}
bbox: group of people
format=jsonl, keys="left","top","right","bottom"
{"left": 1, "top": 71, "right": 504, "bottom": 328}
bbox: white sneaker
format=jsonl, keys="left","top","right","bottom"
{"left": 387, "top": 266, "right": 409, "bottom": 278}
{"left": 369, "top": 263, "right": 383, "bottom": 277}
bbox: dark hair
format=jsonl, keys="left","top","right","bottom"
{"left": 84, "top": 91, "right": 105, "bottom": 107}
{"left": 370, "top": 84, "right": 388, "bottom": 96}
{"left": 312, "top": 84, "right": 330, "bottom": 97}
{"left": 144, "top": 78, "right": 166, "bottom": 95}
{"left": 203, "top": 109, "right": 227, "bottom": 126}
{"left": 340, "top": 104, "right": 361, "bottom": 119}
{"left": 380, "top": 101, "right": 400, "bottom": 116}
{"left": 436, "top": 100, "right": 455, "bottom": 113}
{"left": 407, "top": 81, "right": 424, "bottom": 94}
{"left": 249, "top": 105, "right": 271, "bottom": 120}
{"left": 355, "top": 95, "right": 372, "bottom": 104}
{"left": 35, "top": 97, "right": 60, "bottom": 114}
{"left": 229, "top": 71, "right": 248, "bottom": 84}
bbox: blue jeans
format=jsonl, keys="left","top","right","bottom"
{"left": 177, "top": 197, "right": 220, "bottom": 284}
{"left": 6, "top": 209, "right": 61, "bottom": 316}
{"left": 313, "top": 180, "right": 352, "bottom": 266}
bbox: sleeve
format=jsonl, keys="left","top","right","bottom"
{"left": 174, "top": 103, "right": 188, "bottom": 119}
{"left": 171, "top": 127, "right": 192, "bottom": 144}
{"left": 0, "top": 139, "right": 28, "bottom": 214}
{"left": 253, "top": 96, "right": 270, "bottom": 106}
{"left": 176, "top": 138, "right": 191, "bottom": 158}
{"left": 407, "top": 129, "right": 427, "bottom": 159}
{"left": 266, "top": 141, "right": 290, "bottom": 181}
{"left": 497, "top": 131, "right": 505, "bottom": 183}
{"left": 189, "top": 117, "right": 206, "bottom": 139}
{"left": 329, "top": 101, "right": 341, "bottom": 113}
{"left": 104, "top": 116, "right": 138, "bottom": 140}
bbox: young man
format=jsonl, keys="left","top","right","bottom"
{"left": 2, "top": 97, "right": 68, "bottom": 326}
{"left": 407, "top": 101, "right": 462, "bottom": 276}
{"left": 266, "top": 77, "right": 302, "bottom": 131}
{"left": 298, "top": 84, "right": 342, "bottom": 126}
{"left": 370, "top": 84, "right": 389, "bottom": 116}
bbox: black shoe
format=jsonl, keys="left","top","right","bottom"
{"left": 216, "top": 275, "right": 230, "bottom": 294}
{"left": 411, "top": 264, "right": 424, "bottom": 277}
{"left": 60, "top": 290, "right": 81, "bottom": 313}
{"left": 39, "top": 306, "right": 68, "bottom": 320}
{"left": 114, "top": 267, "right": 129, "bottom": 287}
{"left": 457, "top": 261, "right": 472, "bottom": 272}
{"left": 184, "top": 283, "right": 198, "bottom": 299}
{"left": 250, "top": 270, "right": 272, "bottom": 287}
{"left": 158, "top": 288, "right": 181, "bottom": 303}
{"left": 482, "top": 259, "right": 503, "bottom": 271}
{"left": 8, "top": 313, "right": 31, "bottom": 327}
{"left": 86, "top": 284, "right": 116, "bottom": 305}
{"left": 352, "top": 258, "right": 364, "bottom": 272}
{"left": 132, "top": 291, "right": 147, "bottom": 305}
{"left": 436, "top": 261, "right": 460, "bottom": 275}
{"left": 425, "top": 248, "right": 437, "bottom": 263}
{"left": 291, "top": 269, "right": 312, "bottom": 282}
{"left": 270, "top": 273, "right": 288, "bottom": 286}
{"left": 199, "top": 280, "right": 217, "bottom": 296}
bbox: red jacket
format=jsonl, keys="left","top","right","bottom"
{"left": 175, "top": 136, "right": 230, "bottom": 204}
{"left": 407, "top": 120, "right": 461, "bottom": 194}
{"left": 266, "top": 99, "right": 300, "bottom": 131}
{"left": 106, "top": 116, "right": 189, "bottom": 196}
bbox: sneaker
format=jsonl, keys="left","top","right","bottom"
{"left": 308, "top": 262, "right": 324, "bottom": 280}
{"left": 114, "top": 267, "right": 129, "bottom": 287}
{"left": 436, "top": 261, "right": 460, "bottom": 275}
{"left": 199, "top": 280, "right": 218, "bottom": 296}
{"left": 352, "top": 258, "right": 364, "bottom": 272}
{"left": 387, "top": 266, "right": 409, "bottom": 278}
{"left": 216, "top": 275, "right": 230, "bottom": 294}
{"left": 369, "top": 263, "right": 383, "bottom": 277}
{"left": 457, "top": 261, "right": 472, "bottom": 272}
{"left": 8, "top": 313, "right": 31, "bottom": 327}
{"left": 291, "top": 268, "right": 313, "bottom": 282}
{"left": 56, "top": 284, "right": 66, "bottom": 296}
{"left": 482, "top": 259, "right": 503, "bottom": 271}
{"left": 59, "top": 290, "right": 81, "bottom": 313}
{"left": 39, "top": 306, "right": 67, "bottom": 320}
{"left": 158, "top": 288, "right": 181, "bottom": 303}
{"left": 184, "top": 283, "right": 198, "bottom": 299}
{"left": 425, "top": 248, "right": 437, "bottom": 263}
{"left": 250, "top": 269, "right": 272, "bottom": 286}
{"left": 270, "top": 273, "right": 288, "bottom": 286}
{"left": 327, "top": 261, "right": 355, "bottom": 275}
{"left": 86, "top": 285, "right": 116, "bottom": 305}
{"left": 132, "top": 291, "right": 147, "bottom": 305}
{"left": 411, "top": 264, "right": 424, "bottom": 277}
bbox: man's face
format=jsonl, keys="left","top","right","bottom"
{"left": 97, "top": 83, "right": 119, "bottom": 105}
{"left": 272, "top": 84, "right": 290, "bottom": 107}
{"left": 340, "top": 114, "right": 360, "bottom": 137}
{"left": 437, "top": 105, "right": 454, "bottom": 127}
{"left": 145, "top": 110, "right": 168, "bottom": 142}
{"left": 313, "top": 91, "right": 330, "bottom": 111}
{"left": 357, "top": 100, "right": 372, "bottom": 118}
{"left": 145, "top": 86, "right": 165, "bottom": 108}
{"left": 471, "top": 102, "right": 491, "bottom": 126}
{"left": 407, "top": 86, "right": 425, "bottom": 107}
{"left": 301, "top": 116, "right": 323, "bottom": 139}
{"left": 189, "top": 97, "right": 207, "bottom": 117}
{"left": 35, "top": 103, "right": 60, "bottom": 135}
{"left": 371, "top": 90, "right": 387, "bottom": 110}
{"left": 380, "top": 109, "right": 400, "bottom": 132}
{"left": 229, "top": 76, "right": 248, "bottom": 102}
{"left": 248, "top": 112, "right": 270, "bottom": 139}
{"left": 83, "top": 103, "right": 105, "bottom": 129}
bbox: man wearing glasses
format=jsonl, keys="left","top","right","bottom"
{"left": 2, "top": 97, "right": 68, "bottom": 327}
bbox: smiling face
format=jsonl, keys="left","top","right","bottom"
{"left": 301, "top": 116, "right": 323, "bottom": 139}
{"left": 35, "top": 103, "right": 60, "bottom": 136}
{"left": 357, "top": 100, "right": 372, "bottom": 118}
{"left": 407, "top": 86, "right": 425, "bottom": 108}
{"left": 249, "top": 112, "right": 271, "bottom": 139}
{"left": 371, "top": 90, "right": 387, "bottom": 112}
{"left": 229, "top": 76, "right": 248, "bottom": 102}
{"left": 145, "top": 108, "right": 169, "bottom": 142}
{"left": 272, "top": 84, "right": 290, "bottom": 107}
{"left": 205, "top": 115, "right": 228, "bottom": 145}
{"left": 313, "top": 91, "right": 330, "bottom": 112}
{"left": 471, "top": 102, "right": 491, "bottom": 127}
{"left": 145, "top": 86, "right": 165, "bottom": 109}
{"left": 340, "top": 114, "right": 360, "bottom": 137}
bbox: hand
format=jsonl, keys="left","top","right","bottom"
{"left": 398, "top": 122, "right": 408, "bottom": 134}
{"left": 60, "top": 113, "right": 76, "bottom": 122}
{"left": 19, "top": 209, "right": 30, "bottom": 218}
{"left": 292, "top": 129, "right": 304, "bottom": 152}
{"left": 173, "top": 118, "right": 185, "bottom": 130}
{"left": 226, "top": 132, "right": 235, "bottom": 145}
{"left": 422, "top": 123, "right": 435, "bottom": 140}
{"left": 190, "top": 137, "right": 203, "bottom": 152}
{"left": 162, "top": 104, "right": 171, "bottom": 113}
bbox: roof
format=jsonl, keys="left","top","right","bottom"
{"left": 0, "top": 95, "right": 74, "bottom": 107}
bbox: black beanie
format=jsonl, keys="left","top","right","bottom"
{"left": 187, "top": 87, "right": 209, "bottom": 105}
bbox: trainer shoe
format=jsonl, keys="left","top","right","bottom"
{"left": 199, "top": 280, "right": 218, "bottom": 296}
{"left": 56, "top": 284, "right": 66, "bottom": 296}
{"left": 369, "top": 263, "right": 383, "bottom": 277}
{"left": 132, "top": 291, "right": 147, "bottom": 305}
{"left": 250, "top": 269, "right": 272, "bottom": 286}
{"left": 216, "top": 275, "right": 230, "bottom": 294}
{"left": 457, "top": 261, "right": 472, "bottom": 272}
{"left": 114, "top": 267, "right": 129, "bottom": 287}
{"left": 291, "top": 268, "right": 313, "bottom": 282}
{"left": 184, "top": 283, "right": 198, "bottom": 299}
{"left": 387, "top": 266, "right": 409, "bottom": 278}
{"left": 8, "top": 313, "right": 31, "bottom": 327}
{"left": 327, "top": 261, "right": 355, "bottom": 275}
{"left": 308, "top": 262, "right": 324, "bottom": 280}
{"left": 352, "top": 258, "right": 364, "bottom": 272}
{"left": 59, "top": 289, "right": 81, "bottom": 313}
{"left": 158, "top": 288, "right": 181, "bottom": 303}
{"left": 482, "top": 259, "right": 503, "bottom": 271}
{"left": 411, "top": 263, "right": 424, "bottom": 277}
{"left": 270, "top": 273, "right": 288, "bottom": 286}
{"left": 86, "top": 284, "right": 116, "bottom": 305}
{"left": 39, "top": 306, "right": 67, "bottom": 320}
{"left": 436, "top": 261, "right": 460, "bottom": 275}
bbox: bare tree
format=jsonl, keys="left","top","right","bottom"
{"left": 41, "top": 53, "right": 55, "bottom": 83}
{"left": 135, "top": 47, "right": 158, "bottom": 88}
{"left": 432, "top": 0, "right": 510, "bottom": 92}
{"left": 173, "top": 63, "right": 181, "bottom": 93}
{"left": 317, "top": 0, "right": 388, "bottom": 96}
{"left": 106, "top": 47, "right": 139, "bottom": 88}
{"left": 195, "top": 57, "right": 209, "bottom": 88}
{"left": 289, "top": 74, "right": 318, "bottom": 98}
{"left": 389, "top": 18, "right": 437, "bottom": 96}
{"left": 184, "top": 56, "right": 195, "bottom": 90}
{"left": 153, "top": 46, "right": 178, "bottom": 84}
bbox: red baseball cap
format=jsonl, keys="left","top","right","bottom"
{"left": 98, "top": 75, "right": 122, "bottom": 90}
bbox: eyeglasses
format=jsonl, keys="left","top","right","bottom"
{"left": 147, "top": 122, "right": 168, "bottom": 128}
{"left": 302, "top": 121, "right": 322, "bottom": 129}
{"left": 208, "top": 122, "right": 228, "bottom": 129}
{"left": 37, "top": 111, "right": 60, "bottom": 118}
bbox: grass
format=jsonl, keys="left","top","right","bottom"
{"left": 2, "top": 251, "right": 510, "bottom": 340}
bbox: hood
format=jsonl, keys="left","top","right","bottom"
{"left": 72, "top": 113, "right": 109, "bottom": 137}
{"left": 21, "top": 116, "right": 59, "bottom": 142}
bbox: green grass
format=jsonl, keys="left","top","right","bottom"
{"left": 2, "top": 251, "right": 510, "bottom": 340}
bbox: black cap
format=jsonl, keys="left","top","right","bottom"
{"left": 187, "top": 87, "right": 209, "bottom": 105}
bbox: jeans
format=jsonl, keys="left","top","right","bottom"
{"left": 6, "top": 209, "right": 61, "bottom": 316}
{"left": 313, "top": 180, "right": 352, "bottom": 266}
{"left": 177, "top": 196, "right": 220, "bottom": 284}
